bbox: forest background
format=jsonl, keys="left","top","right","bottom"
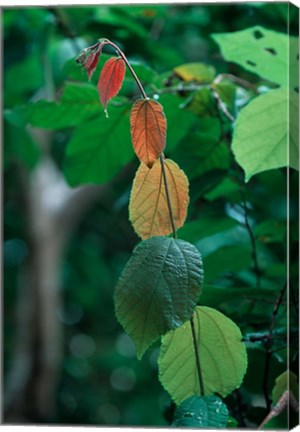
{"left": 3, "top": 2, "right": 299, "bottom": 428}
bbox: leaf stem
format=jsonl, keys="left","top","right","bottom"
{"left": 262, "top": 284, "right": 287, "bottom": 411}
{"left": 159, "top": 154, "right": 177, "bottom": 239}
{"left": 104, "top": 40, "right": 148, "bottom": 100}
{"left": 190, "top": 315, "right": 205, "bottom": 396}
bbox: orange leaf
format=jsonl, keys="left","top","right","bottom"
{"left": 98, "top": 57, "right": 126, "bottom": 112}
{"left": 129, "top": 158, "right": 189, "bottom": 239}
{"left": 130, "top": 99, "right": 167, "bottom": 167}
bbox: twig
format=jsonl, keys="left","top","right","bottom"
{"left": 262, "top": 285, "right": 287, "bottom": 411}
{"left": 240, "top": 192, "right": 261, "bottom": 288}
{"left": 210, "top": 84, "right": 235, "bottom": 122}
{"left": 214, "top": 73, "right": 259, "bottom": 93}
{"left": 258, "top": 390, "right": 299, "bottom": 429}
{"left": 159, "top": 154, "right": 177, "bottom": 239}
{"left": 190, "top": 316, "right": 205, "bottom": 396}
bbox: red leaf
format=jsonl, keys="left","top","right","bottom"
{"left": 84, "top": 51, "right": 100, "bottom": 81}
{"left": 98, "top": 57, "right": 126, "bottom": 112}
{"left": 130, "top": 99, "right": 167, "bottom": 167}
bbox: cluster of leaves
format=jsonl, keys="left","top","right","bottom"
{"left": 4, "top": 4, "right": 298, "bottom": 428}
{"left": 74, "top": 38, "right": 250, "bottom": 427}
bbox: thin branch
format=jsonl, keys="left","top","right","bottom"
{"left": 240, "top": 192, "right": 261, "bottom": 288}
{"left": 159, "top": 154, "right": 177, "bottom": 239}
{"left": 258, "top": 390, "right": 299, "bottom": 429}
{"left": 210, "top": 84, "right": 235, "bottom": 122}
{"left": 104, "top": 40, "right": 148, "bottom": 99}
{"left": 262, "top": 285, "right": 287, "bottom": 411}
{"left": 190, "top": 316, "right": 205, "bottom": 396}
{"left": 214, "top": 73, "right": 259, "bottom": 93}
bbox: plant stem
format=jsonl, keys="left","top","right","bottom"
{"left": 190, "top": 315, "right": 205, "bottom": 396}
{"left": 105, "top": 40, "right": 148, "bottom": 99}
{"left": 262, "top": 284, "right": 287, "bottom": 411}
{"left": 240, "top": 191, "right": 261, "bottom": 288}
{"left": 159, "top": 154, "right": 177, "bottom": 239}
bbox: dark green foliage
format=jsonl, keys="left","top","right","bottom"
{"left": 172, "top": 395, "right": 228, "bottom": 428}
{"left": 114, "top": 237, "right": 203, "bottom": 359}
{"left": 3, "top": 3, "right": 298, "bottom": 428}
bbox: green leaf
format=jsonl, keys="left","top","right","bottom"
{"left": 64, "top": 104, "right": 132, "bottom": 186}
{"left": 212, "top": 26, "right": 298, "bottom": 88}
{"left": 4, "top": 119, "right": 40, "bottom": 170}
{"left": 272, "top": 370, "right": 299, "bottom": 404}
{"left": 232, "top": 89, "right": 298, "bottom": 182}
{"left": 177, "top": 217, "right": 238, "bottom": 244}
{"left": 4, "top": 52, "right": 43, "bottom": 101}
{"left": 172, "top": 395, "right": 228, "bottom": 428}
{"left": 254, "top": 219, "right": 286, "bottom": 243}
{"left": 173, "top": 62, "right": 216, "bottom": 83}
{"left": 158, "top": 306, "right": 247, "bottom": 404}
{"left": 158, "top": 94, "right": 196, "bottom": 152}
{"left": 94, "top": 6, "right": 148, "bottom": 39}
{"left": 227, "top": 416, "right": 239, "bottom": 428}
{"left": 171, "top": 133, "right": 230, "bottom": 180}
{"left": 114, "top": 237, "right": 204, "bottom": 359}
{"left": 125, "top": 60, "right": 157, "bottom": 83}
{"left": 185, "top": 87, "right": 217, "bottom": 117}
{"left": 6, "top": 82, "right": 102, "bottom": 130}
{"left": 204, "top": 178, "right": 240, "bottom": 201}
{"left": 203, "top": 245, "right": 252, "bottom": 283}
{"left": 200, "top": 284, "right": 276, "bottom": 308}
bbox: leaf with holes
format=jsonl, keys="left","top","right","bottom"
{"left": 129, "top": 159, "right": 189, "bottom": 239}
{"left": 232, "top": 88, "right": 298, "bottom": 182}
{"left": 172, "top": 395, "right": 228, "bottom": 428}
{"left": 212, "top": 26, "right": 298, "bottom": 89}
{"left": 98, "top": 57, "right": 126, "bottom": 112}
{"left": 130, "top": 98, "right": 167, "bottom": 167}
{"left": 114, "top": 236, "right": 204, "bottom": 359}
{"left": 158, "top": 306, "right": 248, "bottom": 404}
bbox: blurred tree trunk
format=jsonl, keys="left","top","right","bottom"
{"left": 4, "top": 139, "right": 109, "bottom": 421}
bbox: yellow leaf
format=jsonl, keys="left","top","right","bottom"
{"left": 129, "top": 158, "right": 189, "bottom": 239}
{"left": 174, "top": 63, "right": 216, "bottom": 83}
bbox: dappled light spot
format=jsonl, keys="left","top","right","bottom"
{"left": 115, "top": 332, "right": 136, "bottom": 358}
{"left": 96, "top": 403, "right": 120, "bottom": 424}
{"left": 4, "top": 239, "right": 28, "bottom": 267}
{"left": 69, "top": 333, "right": 96, "bottom": 358}
{"left": 110, "top": 366, "right": 136, "bottom": 392}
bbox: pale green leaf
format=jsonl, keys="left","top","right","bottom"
{"left": 114, "top": 237, "right": 204, "bottom": 359}
{"left": 64, "top": 105, "right": 132, "bottom": 186}
{"left": 172, "top": 395, "right": 228, "bottom": 428}
{"left": 212, "top": 26, "right": 298, "bottom": 88}
{"left": 272, "top": 370, "right": 299, "bottom": 404}
{"left": 158, "top": 306, "right": 247, "bottom": 404}
{"left": 232, "top": 88, "right": 298, "bottom": 182}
